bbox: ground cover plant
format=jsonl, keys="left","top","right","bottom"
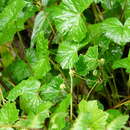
{"left": 1, "top": 0, "right": 130, "bottom": 129}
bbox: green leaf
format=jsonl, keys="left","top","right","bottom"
{"left": 71, "top": 100, "right": 108, "bottom": 130}
{"left": 53, "top": 0, "right": 93, "bottom": 41}
{"left": 7, "top": 78, "right": 41, "bottom": 101}
{"left": 49, "top": 95, "right": 71, "bottom": 130}
{"left": 20, "top": 93, "right": 43, "bottom": 113}
{"left": 6, "top": 59, "right": 30, "bottom": 83}
{"left": 107, "top": 109, "right": 122, "bottom": 123}
{"left": 0, "top": 128, "right": 14, "bottom": 130}
{"left": 27, "top": 31, "right": 51, "bottom": 79}
{"left": 0, "top": 0, "right": 37, "bottom": 45}
{"left": 42, "top": 0, "right": 49, "bottom": 6}
{"left": 54, "top": 94, "right": 71, "bottom": 113}
{"left": 56, "top": 41, "right": 80, "bottom": 69}
{"left": 49, "top": 112, "right": 67, "bottom": 130}
{"left": 113, "top": 50, "right": 130, "bottom": 73}
{"left": 0, "top": 0, "right": 25, "bottom": 45}
{"left": 31, "top": 11, "right": 49, "bottom": 47}
{"left": 16, "top": 102, "right": 52, "bottom": 129}
{"left": 0, "top": 102, "right": 19, "bottom": 125}
{"left": 0, "top": 44, "right": 14, "bottom": 68}
{"left": 7, "top": 78, "right": 44, "bottom": 113}
{"left": 106, "top": 115, "right": 129, "bottom": 130}
{"left": 124, "top": 0, "right": 130, "bottom": 19}
{"left": 102, "top": 18, "right": 130, "bottom": 44}
{"left": 75, "top": 45, "right": 99, "bottom": 76}
{"left": 40, "top": 76, "right": 66, "bottom": 103}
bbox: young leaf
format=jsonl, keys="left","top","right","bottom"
{"left": 106, "top": 115, "right": 129, "bottom": 130}
{"left": 107, "top": 109, "right": 122, "bottom": 123}
{"left": 102, "top": 18, "right": 130, "bottom": 45}
{"left": 53, "top": 0, "right": 93, "bottom": 41}
{"left": 71, "top": 100, "right": 108, "bottom": 130}
{"left": 0, "top": 102, "right": 19, "bottom": 125}
{"left": 56, "top": 41, "right": 81, "bottom": 69}
{"left": 75, "top": 45, "right": 99, "bottom": 76}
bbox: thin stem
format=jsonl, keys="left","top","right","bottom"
{"left": 92, "top": 3, "right": 103, "bottom": 22}
{"left": 112, "top": 73, "right": 120, "bottom": 102}
{"left": 2, "top": 78, "right": 15, "bottom": 87}
{"left": 127, "top": 74, "right": 130, "bottom": 94}
{"left": 69, "top": 69, "right": 73, "bottom": 121}
{"left": 17, "top": 32, "right": 25, "bottom": 52}
{"left": 49, "top": 58, "right": 68, "bottom": 83}
{"left": 110, "top": 100, "right": 130, "bottom": 109}
{"left": 120, "top": 0, "right": 128, "bottom": 21}
{"left": 74, "top": 73, "right": 87, "bottom": 81}
{"left": 86, "top": 82, "right": 98, "bottom": 100}
{"left": 16, "top": 32, "right": 33, "bottom": 76}
{"left": 0, "top": 87, "right": 6, "bottom": 105}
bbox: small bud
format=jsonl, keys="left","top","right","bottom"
{"left": 99, "top": 58, "right": 105, "bottom": 65}
{"left": 60, "top": 83, "right": 66, "bottom": 89}
{"left": 93, "top": 70, "right": 98, "bottom": 76}
{"left": 69, "top": 69, "right": 75, "bottom": 76}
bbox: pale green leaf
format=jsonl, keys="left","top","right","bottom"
{"left": 106, "top": 115, "right": 129, "bottom": 130}
{"left": 0, "top": 103, "right": 19, "bottom": 125}
{"left": 71, "top": 100, "right": 108, "bottom": 130}
{"left": 107, "top": 109, "right": 122, "bottom": 123}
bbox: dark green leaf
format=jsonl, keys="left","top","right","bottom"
{"left": 75, "top": 45, "right": 99, "bottom": 76}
